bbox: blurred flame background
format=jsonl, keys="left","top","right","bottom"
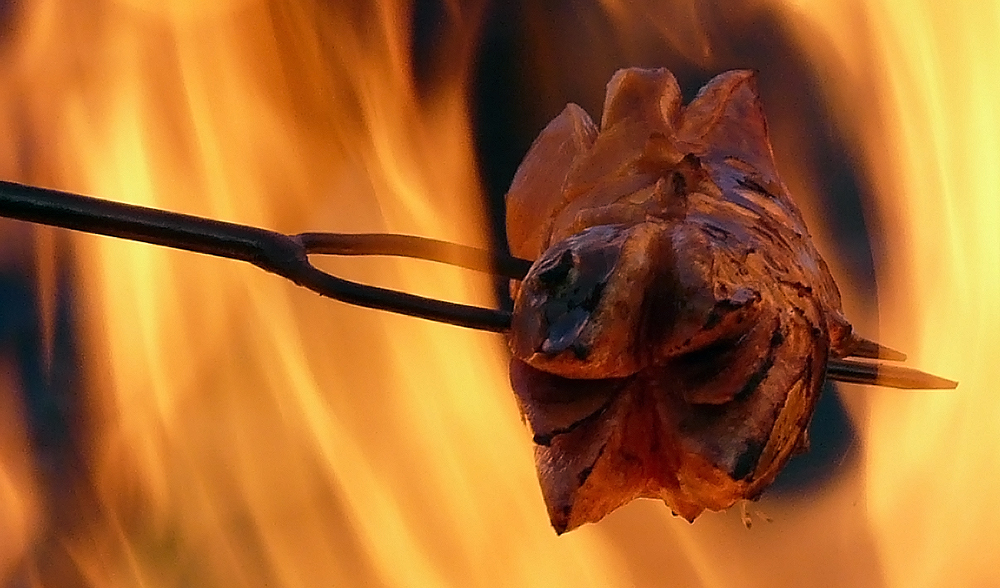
{"left": 0, "top": 0, "right": 995, "bottom": 586}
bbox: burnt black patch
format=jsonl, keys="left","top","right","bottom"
{"left": 539, "top": 249, "right": 574, "bottom": 288}
{"left": 669, "top": 170, "right": 687, "bottom": 195}
{"left": 734, "top": 352, "right": 775, "bottom": 402}
{"left": 730, "top": 439, "right": 766, "bottom": 480}
{"left": 537, "top": 242, "right": 619, "bottom": 355}
{"left": 732, "top": 325, "right": 784, "bottom": 402}
{"left": 581, "top": 280, "right": 605, "bottom": 312}
{"left": 702, "top": 307, "right": 724, "bottom": 330}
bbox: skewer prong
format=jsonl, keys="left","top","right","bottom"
{"left": 827, "top": 358, "right": 957, "bottom": 389}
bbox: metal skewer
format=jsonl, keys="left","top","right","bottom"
{"left": 826, "top": 358, "right": 956, "bottom": 389}
{"left": 0, "top": 180, "right": 514, "bottom": 332}
{"left": 0, "top": 179, "right": 956, "bottom": 389}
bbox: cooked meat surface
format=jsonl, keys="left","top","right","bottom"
{"left": 506, "top": 68, "right": 855, "bottom": 533}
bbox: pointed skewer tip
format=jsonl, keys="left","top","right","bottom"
{"left": 845, "top": 336, "right": 908, "bottom": 362}
{"left": 827, "top": 358, "right": 957, "bottom": 390}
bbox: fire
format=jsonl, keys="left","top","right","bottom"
{"left": 0, "top": 0, "right": 995, "bottom": 586}
{"left": 776, "top": 0, "right": 1000, "bottom": 584}
{"left": 0, "top": 0, "right": 621, "bottom": 585}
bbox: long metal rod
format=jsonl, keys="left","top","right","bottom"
{"left": 298, "top": 232, "right": 532, "bottom": 279}
{"left": 0, "top": 179, "right": 957, "bottom": 389}
{"left": 0, "top": 180, "right": 513, "bottom": 332}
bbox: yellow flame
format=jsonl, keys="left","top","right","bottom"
{"left": 775, "top": 0, "right": 1000, "bottom": 585}
{"left": 0, "top": 0, "right": 624, "bottom": 585}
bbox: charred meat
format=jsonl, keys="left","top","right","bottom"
{"left": 506, "top": 68, "right": 858, "bottom": 533}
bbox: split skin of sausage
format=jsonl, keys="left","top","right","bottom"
{"left": 506, "top": 68, "right": 857, "bottom": 534}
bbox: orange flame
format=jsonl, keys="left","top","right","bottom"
{"left": 0, "top": 1, "right": 623, "bottom": 585}
{"left": 773, "top": 0, "right": 1000, "bottom": 584}
{"left": 0, "top": 0, "right": 996, "bottom": 586}
{"left": 0, "top": 352, "right": 41, "bottom": 580}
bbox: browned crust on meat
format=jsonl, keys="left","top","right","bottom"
{"left": 506, "top": 68, "right": 852, "bottom": 532}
